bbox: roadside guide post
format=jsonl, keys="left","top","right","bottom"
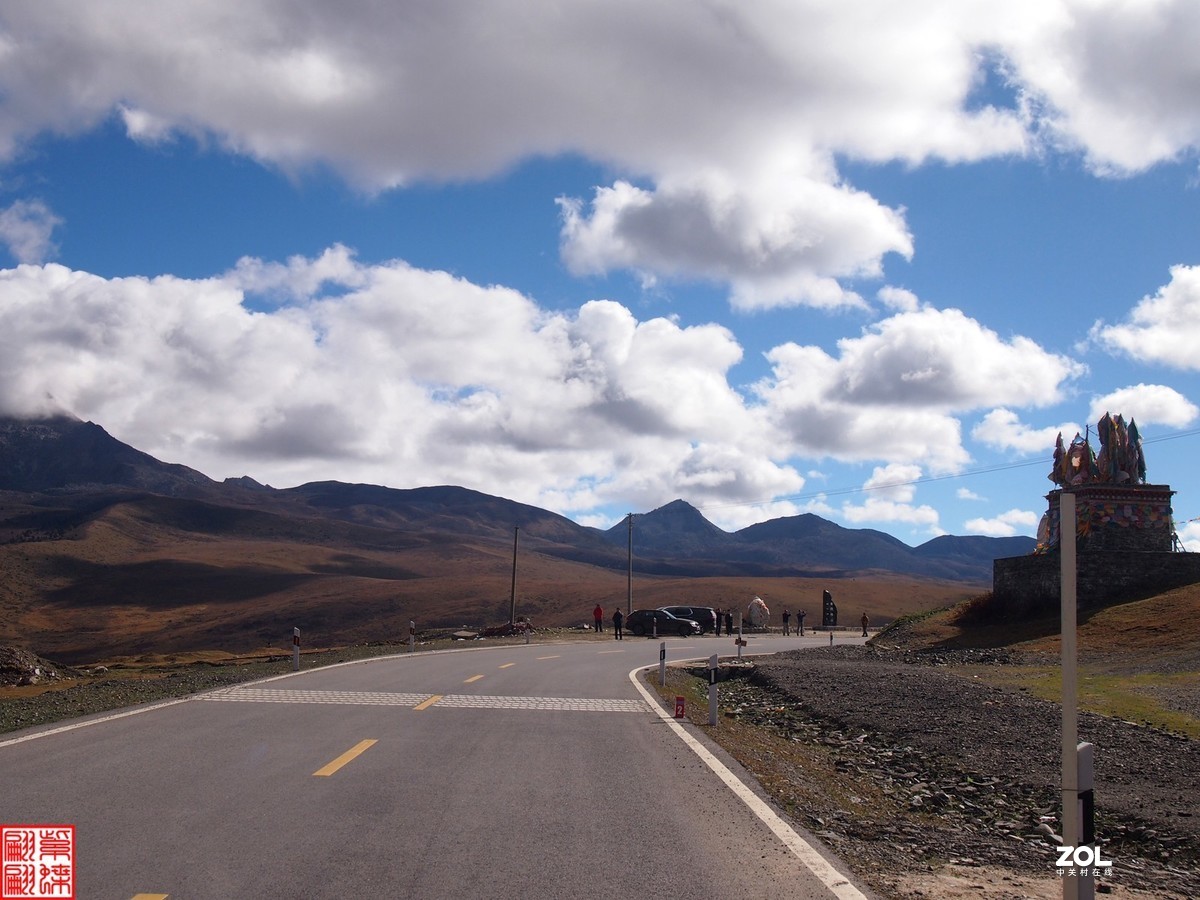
{"left": 708, "top": 654, "right": 719, "bottom": 725}
{"left": 292, "top": 627, "right": 300, "bottom": 671}
{"left": 659, "top": 641, "right": 667, "bottom": 686}
{"left": 736, "top": 617, "right": 745, "bottom": 659}
{"left": 408, "top": 620, "right": 416, "bottom": 653}
{"left": 1060, "top": 492, "right": 1095, "bottom": 900}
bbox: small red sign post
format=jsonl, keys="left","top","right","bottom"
{"left": 674, "top": 696, "right": 686, "bottom": 718}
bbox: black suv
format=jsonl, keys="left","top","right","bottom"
{"left": 625, "top": 609, "right": 702, "bottom": 637}
{"left": 658, "top": 605, "right": 718, "bottom": 634}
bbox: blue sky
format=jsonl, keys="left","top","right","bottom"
{"left": 2, "top": 2, "right": 1200, "bottom": 547}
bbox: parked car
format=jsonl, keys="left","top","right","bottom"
{"left": 625, "top": 609, "right": 702, "bottom": 637}
{"left": 658, "top": 605, "right": 718, "bottom": 634}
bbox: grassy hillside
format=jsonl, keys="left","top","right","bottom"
{"left": 874, "top": 583, "right": 1200, "bottom": 737}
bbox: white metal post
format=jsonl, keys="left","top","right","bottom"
{"left": 708, "top": 654, "right": 719, "bottom": 725}
{"left": 408, "top": 620, "right": 416, "bottom": 653}
{"left": 1061, "top": 491, "right": 1087, "bottom": 900}
{"left": 292, "top": 627, "right": 300, "bottom": 671}
{"left": 659, "top": 641, "right": 667, "bottom": 686}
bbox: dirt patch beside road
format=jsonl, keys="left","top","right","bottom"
{"left": 663, "top": 645, "right": 1199, "bottom": 900}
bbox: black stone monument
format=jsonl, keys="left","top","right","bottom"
{"left": 822, "top": 590, "right": 837, "bottom": 627}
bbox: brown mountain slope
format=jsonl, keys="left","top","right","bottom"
{"left": 0, "top": 491, "right": 977, "bottom": 662}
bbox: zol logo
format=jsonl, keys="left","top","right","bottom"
{"left": 1055, "top": 844, "right": 1114, "bottom": 870}
{"left": 1, "top": 825, "right": 75, "bottom": 900}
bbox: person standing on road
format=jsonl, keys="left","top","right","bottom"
{"left": 798, "top": 609, "right": 806, "bottom": 636}
{"left": 612, "top": 608, "right": 623, "bottom": 640}
{"left": 594, "top": 604, "right": 604, "bottom": 633}
{"left": 782, "top": 608, "right": 791, "bottom": 636}
{"left": 714, "top": 608, "right": 722, "bottom": 636}
{"left": 861, "top": 612, "right": 870, "bottom": 637}
{"left": 725, "top": 610, "right": 734, "bottom": 635}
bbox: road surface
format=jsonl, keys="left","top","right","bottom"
{"left": 1, "top": 632, "right": 876, "bottom": 899}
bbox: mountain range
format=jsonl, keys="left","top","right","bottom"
{"left": 0, "top": 415, "right": 1030, "bottom": 659}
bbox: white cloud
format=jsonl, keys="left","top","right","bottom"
{"left": 0, "top": 247, "right": 1091, "bottom": 529}
{"left": 0, "top": 200, "right": 61, "bottom": 264}
{"left": 841, "top": 464, "right": 940, "bottom": 529}
{"left": 229, "top": 244, "right": 367, "bottom": 302}
{"left": 830, "top": 308, "right": 1084, "bottom": 409}
{"left": 1088, "top": 384, "right": 1199, "bottom": 429}
{"left": 972, "top": 408, "right": 1082, "bottom": 455}
{"left": 843, "top": 496, "right": 941, "bottom": 529}
{"left": 957, "top": 488, "right": 984, "bottom": 501}
{"left": 964, "top": 508, "right": 1038, "bottom": 537}
{"left": 1091, "top": 266, "right": 1200, "bottom": 369}
{"left": 7, "top": 3, "right": 1200, "bottom": 303}
{"left": 558, "top": 168, "right": 913, "bottom": 311}
{"left": 0, "top": 251, "right": 807, "bottom": 520}
{"left": 862, "top": 463, "right": 924, "bottom": 502}
{"left": 1004, "top": 1, "right": 1200, "bottom": 173}
{"left": 877, "top": 286, "right": 920, "bottom": 313}
{"left": 0, "top": 3, "right": 1038, "bottom": 183}
{"left": 756, "top": 306, "right": 1084, "bottom": 471}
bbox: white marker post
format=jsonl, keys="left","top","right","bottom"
{"left": 1060, "top": 492, "right": 1093, "bottom": 900}
{"left": 292, "top": 627, "right": 300, "bottom": 672}
{"left": 408, "top": 620, "right": 416, "bottom": 653}
{"left": 659, "top": 641, "right": 667, "bottom": 686}
{"left": 736, "top": 617, "right": 744, "bottom": 659}
{"left": 708, "top": 654, "right": 719, "bottom": 725}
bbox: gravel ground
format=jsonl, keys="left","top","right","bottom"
{"left": 710, "top": 645, "right": 1200, "bottom": 899}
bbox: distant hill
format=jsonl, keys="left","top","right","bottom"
{"left": 1, "top": 415, "right": 1033, "bottom": 582}
{"left": 0, "top": 414, "right": 1031, "bottom": 659}
{"left": 606, "top": 502, "right": 1031, "bottom": 581}
{"left": 0, "top": 415, "right": 215, "bottom": 495}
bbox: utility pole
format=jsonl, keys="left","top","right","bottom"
{"left": 626, "top": 512, "right": 634, "bottom": 614}
{"left": 509, "top": 525, "right": 519, "bottom": 627}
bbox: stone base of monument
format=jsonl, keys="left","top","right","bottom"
{"left": 994, "top": 483, "right": 1200, "bottom": 609}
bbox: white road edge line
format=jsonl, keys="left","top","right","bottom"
{"left": 627, "top": 665, "right": 871, "bottom": 900}
{"left": 0, "top": 697, "right": 194, "bottom": 748}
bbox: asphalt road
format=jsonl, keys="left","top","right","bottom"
{"left": 1, "top": 632, "right": 876, "bottom": 899}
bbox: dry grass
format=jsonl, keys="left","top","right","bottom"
{"left": 1, "top": 493, "right": 977, "bottom": 663}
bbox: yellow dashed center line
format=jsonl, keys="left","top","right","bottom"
{"left": 464, "top": 674, "right": 484, "bottom": 683}
{"left": 536, "top": 655, "right": 560, "bottom": 660}
{"left": 313, "top": 739, "right": 377, "bottom": 777}
{"left": 131, "top": 895, "right": 169, "bottom": 899}
{"left": 413, "top": 694, "right": 442, "bottom": 711}
{"left": 499, "top": 663, "right": 515, "bottom": 669}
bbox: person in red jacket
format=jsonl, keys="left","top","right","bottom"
{"left": 593, "top": 604, "right": 604, "bottom": 633}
